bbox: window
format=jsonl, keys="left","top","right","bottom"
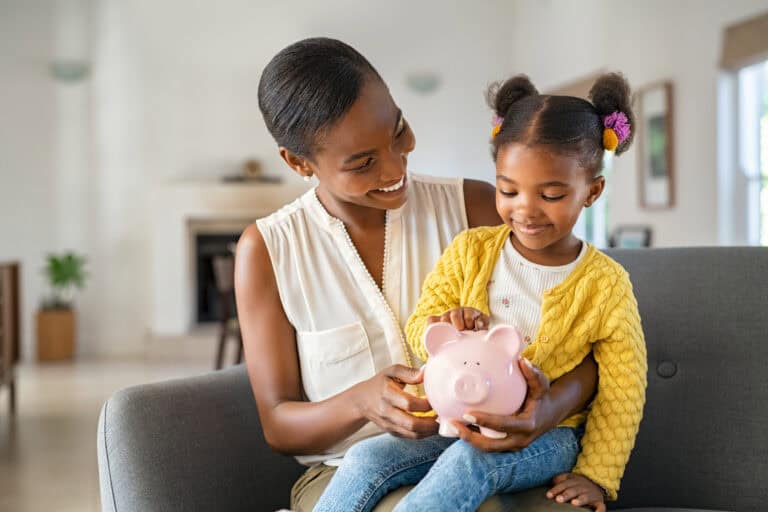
{"left": 737, "top": 60, "right": 768, "bottom": 245}
{"left": 574, "top": 152, "right": 611, "bottom": 248}
{"left": 718, "top": 10, "right": 768, "bottom": 246}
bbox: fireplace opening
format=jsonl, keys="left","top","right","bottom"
{"left": 194, "top": 233, "right": 240, "bottom": 324}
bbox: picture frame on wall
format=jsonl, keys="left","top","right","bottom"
{"left": 637, "top": 81, "right": 675, "bottom": 209}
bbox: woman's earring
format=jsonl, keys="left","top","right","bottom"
{"left": 303, "top": 174, "right": 312, "bottom": 183}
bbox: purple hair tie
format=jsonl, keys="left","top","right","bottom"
{"left": 603, "top": 111, "right": 631, "bottom": 144}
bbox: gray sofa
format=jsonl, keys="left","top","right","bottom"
{"left": 97, "top": 248, "right": 768, "bottom": 511}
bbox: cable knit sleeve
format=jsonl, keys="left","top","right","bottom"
{"left": 404, "top": 231, "right": 469, "bottom": 362}
{"left": 571, "top": 271, "right": 647, "bottom": 500}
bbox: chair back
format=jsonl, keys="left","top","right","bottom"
{"left": 211, "top": 255, "right": 235, "bottom": 294}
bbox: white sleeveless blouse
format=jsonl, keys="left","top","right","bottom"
{"left": 256, "top": 173, "right": 467, "bottom": 465}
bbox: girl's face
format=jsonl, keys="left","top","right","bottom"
{"left": 495, "top": 143, "right": 604, "bottom": 265}
{"left": 282, "top": 78, "right": 416, "bottom": 212}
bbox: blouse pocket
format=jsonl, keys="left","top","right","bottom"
{"left": 296, "top": 321, "right": 376, "bottom": 402}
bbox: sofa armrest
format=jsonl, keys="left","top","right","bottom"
{"left": 97, "top": 365, "right": 305, "bottom": 512}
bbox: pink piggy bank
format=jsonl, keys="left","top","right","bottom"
{"left": 422, "top": 322, "right": 528, "bottom": 439}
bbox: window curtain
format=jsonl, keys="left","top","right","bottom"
{"left": 720, "top": 10, "right": 768, "bottom": 70}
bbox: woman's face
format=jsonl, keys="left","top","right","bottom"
{"left": 293, "top": 78, "right": 416, "bottom": 211}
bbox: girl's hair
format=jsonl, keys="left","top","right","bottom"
{"left": 258, "top": 37, "right": 383, "bottom": 159}
{"left": 487, "top": 73, "right": 634, "bottom": 175}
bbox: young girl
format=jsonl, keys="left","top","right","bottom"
{"left": 314, "top": 72, "right": 647, "bottom": 512}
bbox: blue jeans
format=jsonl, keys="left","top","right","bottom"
{"left": 313, "top": 426, "right": 581, "bottom": 512}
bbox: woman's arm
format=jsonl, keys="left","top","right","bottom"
{"left": 450, "top": 349, "right": 598, "bottom": 453}
{"left": 464, "top": 179, "right": 502, "bottom": 228}
{"left": 544, "top": 353, "right": 599, "bottom": 424}
{"left": 235, "top": 225, "right": 438, "bottom": 455}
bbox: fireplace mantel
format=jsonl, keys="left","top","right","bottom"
{"left": 150, "top": 178, "right": 308, "bottom": 336}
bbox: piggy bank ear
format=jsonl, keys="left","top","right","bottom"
{"left": 485, "top": 325, "right": 524, "bottom": 358}
{"left": 424, "top": 322, "right": 460, "bottom": 356}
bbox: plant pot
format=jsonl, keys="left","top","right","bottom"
{"left": 37, "top": 309, "right": 76, "bottom": 361}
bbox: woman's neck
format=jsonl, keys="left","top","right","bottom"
{"left": 315, "top": 187, "right": 386, "bottom": 230}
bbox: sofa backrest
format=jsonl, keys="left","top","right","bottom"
{"left": 605, "top": 247, "right": 768, "bottom": 511}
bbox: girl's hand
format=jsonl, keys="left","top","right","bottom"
{"left": 426, "top": 307, "right": 489, "bottom": 331}
{"left": 352, "top": 364, "right": 439, "bottom": 439}
{"left": 547, "top": 473, "right": 606, "bottom": 511}
{"left": 451, "top": 357, "right": 559, "bottom": 452}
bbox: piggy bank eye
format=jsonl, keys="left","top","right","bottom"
{"left": 463, "top": 361, "right": 467, "bottom": 365}
{"left": 475, "top": 362, "right": 480, "bottom": 366}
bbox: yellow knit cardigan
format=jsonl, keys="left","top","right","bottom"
{"left": 405, "top": 225, "right": 647, "bottom": 500}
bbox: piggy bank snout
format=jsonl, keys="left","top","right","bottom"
{"left": 453, "top": 373, "right": 490, "bottom": 404}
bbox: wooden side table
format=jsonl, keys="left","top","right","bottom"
{"left": 0, "top": 262, "right": 20, "bottom": 415}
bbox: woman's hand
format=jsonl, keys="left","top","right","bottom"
{"left": 547, "top": 473, "right": 606, "bottom": 511}
{"left": 451, "top": 357, "right": 560, "bottom": 452}
{"left": 351, "top": 364, "right": 439, "bottom": 439}
{"left": 427, "top": 307, "right": 489, "bottom": 331}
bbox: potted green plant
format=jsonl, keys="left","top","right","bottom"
{"left": 37, "top": 252, "right": 87, "bottom": 361}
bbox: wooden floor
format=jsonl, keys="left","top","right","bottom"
{"left": 0, "top": 348, "right": 218, "bottom": 512}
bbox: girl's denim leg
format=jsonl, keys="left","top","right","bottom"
{"left": 393, "top": 427, "right": 581, "bottom": 512}
{"left": 313, "top": 433, "right": 456, "bottom": 512}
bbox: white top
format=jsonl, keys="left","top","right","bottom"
{"left": 256, "top": 173, "right": 467, "bottom": 465}
{"left": 488, "top": 238, "right": 587, "bottom": 345}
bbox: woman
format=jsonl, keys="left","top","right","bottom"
{"left": 235, "top": 37, "right": 594, "bottom": 511}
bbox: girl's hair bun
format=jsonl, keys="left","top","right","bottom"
{"left": 589, "top": 73, "right": 635, "bottom": 154}
{"left": 589, "top": 72, "right": 631, "bottom": 116}
{"left": 486, "top": 74, "right": 538, "bottom": 118}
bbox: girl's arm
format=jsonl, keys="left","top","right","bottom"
{"left": 571, "top": 278, "right": 647, "bottom": 500}
{"left": 235, "top": 225, "right": 438, "bottom": 455}
{"left": 404, "top": 233, "right": 467, "bottom": 359}
{"left": 411, "top": 182, "right": 599, "bottom": 450}
{"left": 405, "top": 230, "right": 598, "bottom": 447}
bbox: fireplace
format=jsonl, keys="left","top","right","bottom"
{"left": 150, "top": 179, "right": 308, "bottom": 337}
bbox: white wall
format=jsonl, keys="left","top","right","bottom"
{"left": 0, "top": 0, "right": 99, "bottom": 361}
{"left": 0, "top": 0, "right": 57, "bottom": 362}
{"left": 94, "top": 1, "right": 515, "bottom": 184}
{"left": 507, "top": 0, "right": 767, "bottom": 247}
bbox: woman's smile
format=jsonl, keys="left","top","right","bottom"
{"left": 370, "top": 175, "right": 408, "bottom": 198}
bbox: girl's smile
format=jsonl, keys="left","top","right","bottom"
{"left": 513, "top": 221, "right": 552, "bottom": 237}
